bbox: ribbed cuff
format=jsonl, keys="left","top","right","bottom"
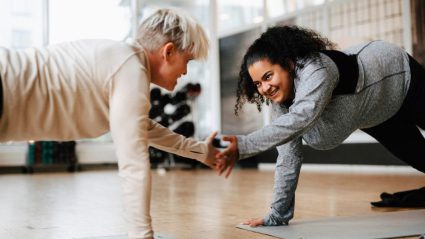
{"left": 236, "top": 135, "right": 250, "bottom": 160}
{"left": 263, "top": 210, "right": 290, "bottom": 226}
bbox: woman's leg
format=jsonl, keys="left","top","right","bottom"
{"left": 363, "top": 56, "right": 425, "bottom": 206}
{"left": 404, "top": 56, "right": 425, "bottom": 129}
{"left": 362, "top": 113, "right": 425, "bottom": 207}
{"left": 361, "top": 114, "right": 425, "bottom": 173}
{"left": 362, "top": 55, "right": 425, "bottom": 173}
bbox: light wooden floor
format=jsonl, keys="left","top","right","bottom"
{"left": 0, "top": 167, "right": 424, "bottom": 239}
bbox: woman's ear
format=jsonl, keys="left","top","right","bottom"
{"left": 162, "top": 42, "right": 175, "bottom": 61}
{"left": 289, "top": 60, "right": 296, "bottom": 70}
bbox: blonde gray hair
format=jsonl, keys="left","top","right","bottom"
{"left": 136, "top": 8, "right": 209, "bottom": 60}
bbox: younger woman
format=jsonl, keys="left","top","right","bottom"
{"left": 217, "top": 25, "right": 425, "bottom": 227}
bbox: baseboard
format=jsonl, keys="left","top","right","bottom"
{"left": 0, "top": 142, "right": 118, "bottom": 167}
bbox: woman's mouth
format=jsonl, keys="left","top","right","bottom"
{"left": 267, "top": 88, "right": 279, "bottom": 99}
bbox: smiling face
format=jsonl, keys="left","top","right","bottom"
{"left": 248, "top": 58, "right": 294, "bottom": 104}
{"left": 151, "top": 42, "right": 193, "bottom": 91}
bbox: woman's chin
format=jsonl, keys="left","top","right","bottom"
{"left": 270, "top": 96, "right": 283, "bottom": 104}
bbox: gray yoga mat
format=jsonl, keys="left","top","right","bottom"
{"left": 78, "top": 233, "right": 172, "bottom": 239}
{"left": 237, "top": 209, "right": 425, "bottom": 239}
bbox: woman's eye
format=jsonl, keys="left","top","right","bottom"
{"left": 254, "top": 82, "right": 261, "bottom": 88}
{"left": 265, "top": 74, "right": 271, "bottom": 80}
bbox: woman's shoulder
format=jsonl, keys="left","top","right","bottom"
{"left": 296, "top": 53, "right": 338, "bottom": 78}
{"left": 342, "top": 40, "right": 403, "bottom": 55}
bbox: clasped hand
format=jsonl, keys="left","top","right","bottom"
{"left": 204, "top": 132, "right": 239, "bottom": 178}
{"left": 214, "top": 135, "right": 239, "bottom": 178}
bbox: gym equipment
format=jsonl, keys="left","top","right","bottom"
{"left": 148, "top": 84, "right": 202, "bottom": 168}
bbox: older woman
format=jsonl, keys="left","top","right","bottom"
{"left": 0, "top": 8, "right": 219, "bottom": 239}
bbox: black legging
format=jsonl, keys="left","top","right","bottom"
{"left": 361, "top": 56, "right": 425, "bottom": 173}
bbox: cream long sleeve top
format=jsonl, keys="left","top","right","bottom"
{"left": 0, "top": 39, "right": 210, "bottom": 239}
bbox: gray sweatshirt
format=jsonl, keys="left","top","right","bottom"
{"left": 235, "top": 41, "right": 411, "bottom": 225}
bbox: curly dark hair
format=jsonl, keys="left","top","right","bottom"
{"left": 235, "top": 25, "right": 336, "bottom": 115}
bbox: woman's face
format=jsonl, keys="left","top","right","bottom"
{"left": 151, "top": 42, "right": 193, "bottom": 91}
{"left": 157, "top": 50, "right": 193, "bottom": 91}
{"left": 248, "top": 58, "right": 294, "bottom": 104}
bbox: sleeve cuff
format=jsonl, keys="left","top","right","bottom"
{"left": 263, "top": 208, "right": 292, "bottom": 226}
{"left": 236, "top": 135, "right": 250, "bottom": 160}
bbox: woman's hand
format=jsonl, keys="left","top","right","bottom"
{"left": 216, "top": 135, "right": 239, "bottom": 178}
{"left": 203, "top": 131, "right": 221, "bottom": 169}
{"left": 241, "top": 217, "right": 264, "bottom": 227}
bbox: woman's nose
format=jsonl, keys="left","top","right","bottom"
{"left": 262, "top": 83, "right": 271, "bottom": 93}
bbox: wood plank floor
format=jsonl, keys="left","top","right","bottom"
{"left": 0, "top": 167, "right": 424, "bottom": 239}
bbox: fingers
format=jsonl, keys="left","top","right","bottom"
{"left": 242, "top": 218, "right": 255, "bottom": 226}
{"left": 219, "top": 161, "right": 230, "bottom": 176}
{"left": 212, "top": 149, "right": 221, "bottom": 159}
{"left": 219, "top": 163, "right": 227, "bottom": 176}
{"left": 215, "top": 160, "right": 223, "bottom": 173}
{"left": 221, "top": 135, "right": 235, "bottom": 142}
{"left": 216, "top": 148, "right": 231, "bottom": 159}
{"left": 250, "top": 219, "right": 263, "bottom": 227}
{"left": 241, "top": 218, "right": 255, "bottom": 225}
{"left": 211, "top": 160, "right": 222, "bottom": 170}
{"left": 206, "top": 131, "right": 218, "bottom": 143}
{"left": 214, "top": 158, "right": 223, "bottom": 172}
{"left": 225, "top": 162, "right": 234, "bottom": 178}
{"left": 241, "top": 218, "right": 263, "bottom": 227}
{"left": 215, "top": 156, "right": 234, "bottom": 178}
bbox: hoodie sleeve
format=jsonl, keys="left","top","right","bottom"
{"left": 263, "top": 137, "right": 303, "bottom": 225}
{"left": 146, "top": 120, "right": 213, "bottom": 167}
